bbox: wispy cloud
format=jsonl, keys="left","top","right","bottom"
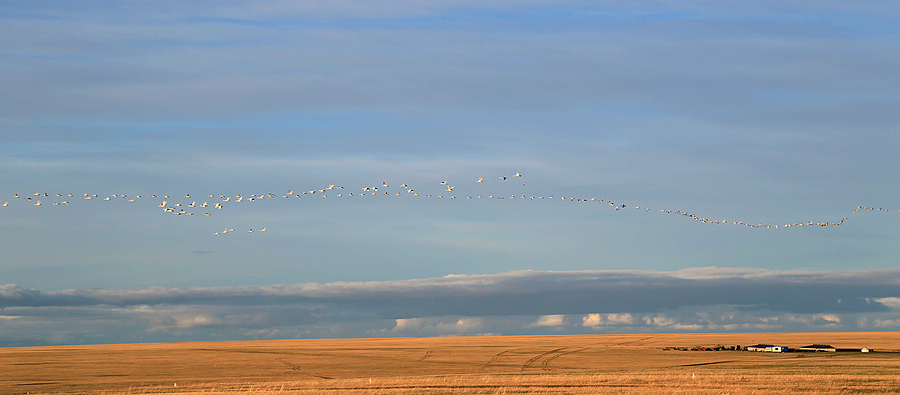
{"left": 4, "top": 267, "right": 899, "bottom": 313}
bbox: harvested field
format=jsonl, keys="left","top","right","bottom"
{"left": 2, "top": 332, "right": 899, "bottom": 394}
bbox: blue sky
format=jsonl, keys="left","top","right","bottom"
{"left": 1, "top": 1, "right": 899, "bottom": 346}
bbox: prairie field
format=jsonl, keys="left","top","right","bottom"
{"left": 3, "top": 332, "right": 900, "bottom": 394}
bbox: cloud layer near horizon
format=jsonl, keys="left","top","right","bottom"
{"left": 3, "top": 267, "right": 900, "bottom": 346}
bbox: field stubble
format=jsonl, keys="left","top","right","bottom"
{"left": 3, "top": 332, "right": 899, "bottom": 394}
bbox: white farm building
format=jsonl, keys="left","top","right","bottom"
{"left": 745, "top": 344, "right": 788, "bottom": 352}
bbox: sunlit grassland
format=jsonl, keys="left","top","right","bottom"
{"left": 3, "top": 332, "right": 899, "bottom": 394}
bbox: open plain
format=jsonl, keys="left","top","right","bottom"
{"left": 3, "top": 332, "right": 900, "bottom": 394}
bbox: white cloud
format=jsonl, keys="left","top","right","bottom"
{"left": 391, "top": 317, "right": 487, "bottom": 336}
{"left": 582, "top": 313, "right": 601, "bottom": 327}
{"left": 527, "top": 314, "right": 567, "bottom": 328}
{"left": 872, "top": 319, "right": 900, "bottom": 328}
{"left": 582, "top": 313, "right": 634, "bottom": 328}
{"left": 815, "top": 314, "right": 841, "bottom": 324}
{"left": 875, "top": 297, "right": 900, "bottom": 310}
{"left": 174, "top": 314, "right": 224, "bottom": 329}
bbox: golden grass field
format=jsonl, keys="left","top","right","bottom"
{"left": 3, "top": 332, "right": 900, "bottom": 394}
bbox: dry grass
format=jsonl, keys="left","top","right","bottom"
{"left": 3, "top": 332, "right": 899, "bottom": 394}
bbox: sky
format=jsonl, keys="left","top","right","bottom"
{"left": 1, "top": 1, "right": 899, "bottom": 346}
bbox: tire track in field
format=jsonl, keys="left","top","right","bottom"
{"left": 481, "top": 348, "right": 521, "bottom": 370}
{"left": 484, "top": 346, "right": 590, "bottom": 372}
{"left": 616, "top": 336, "right": 653, "bottom": 346}
{"left": 677, "top": 360, "right": 736, "bottom": 367}
{"left": 521, "top": 347, "right": 578, "bottom": 371}
{"left": 275, "top": 357, "right": 333, "bottom": 379}
{"left": 539, "top": 347, "right": 590, "bottom": 370}
{"left": 416, "top": 350, "right": 432, "bottom": 361}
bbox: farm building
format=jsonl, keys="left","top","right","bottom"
{"left": 745, "top": 344, "right": 787, "bottom": 352}
{"left": 745, "top": 344, "right": 769, "bottom": 352}
{"left": 798, "top": 344, "right": 836, "bottom": 352}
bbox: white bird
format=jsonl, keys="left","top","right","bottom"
{"left": 476, "top": 177, "right": 483, "bottom": 183}
{"left": 514, "top": 172, "right": 521, "bottom": 177}
{"left": 446, "top": 185, "right": 454, "bottom": 192}
{"left": 2, "top": 202, "right": 6, "bottom": 206}
{"left": 261, "top": 227, "right": 266, "bottom": 232}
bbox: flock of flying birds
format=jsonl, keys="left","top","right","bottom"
{"left": 3, "top": 172, "right": 896, "bottom": 236}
